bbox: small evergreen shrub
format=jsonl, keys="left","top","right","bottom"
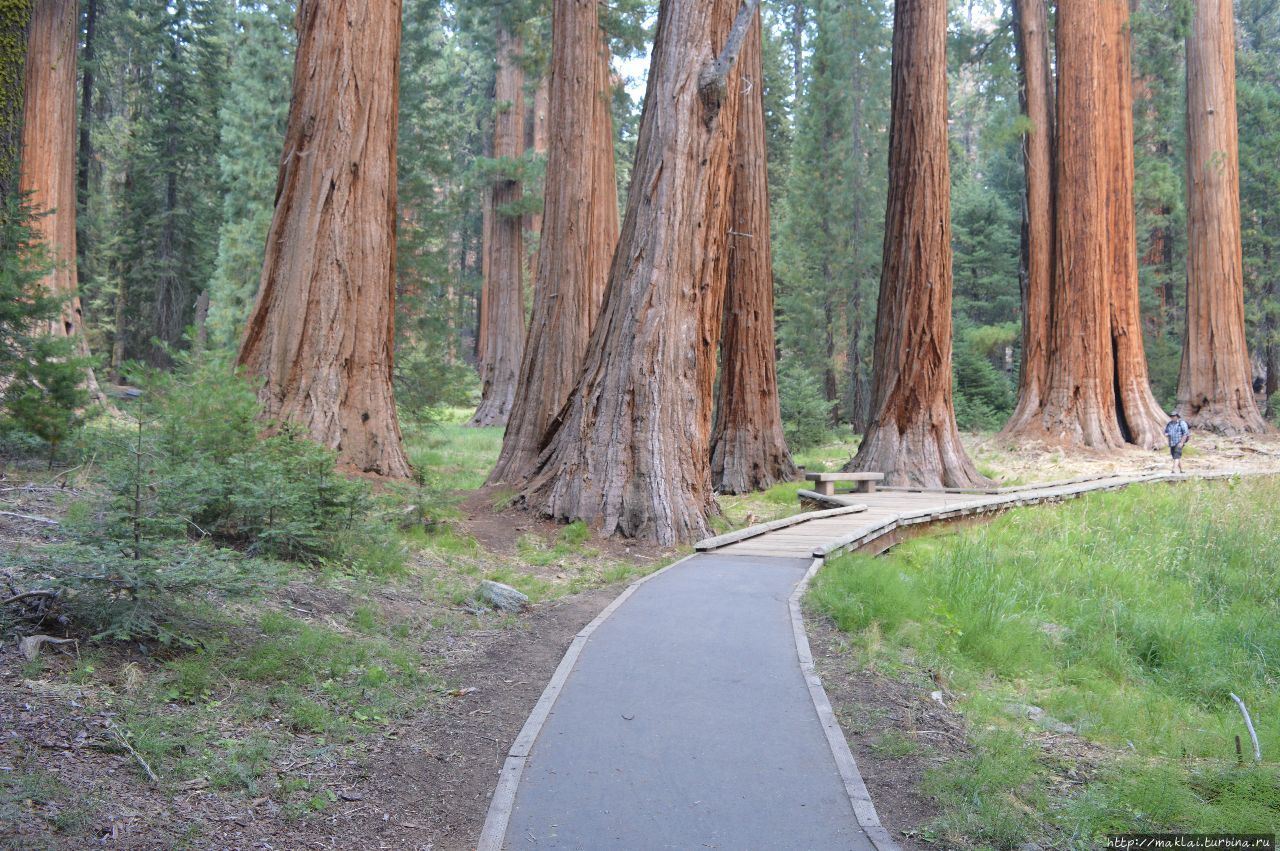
{"left": 778, "top": 361, "right": 834, "bottom": 450}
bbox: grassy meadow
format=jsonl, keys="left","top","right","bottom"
{"left": 810, "top": 476, "right": 1280, "bottom": 844}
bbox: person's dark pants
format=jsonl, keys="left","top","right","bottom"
{"left": 1170, "top": 445, "right": 1183, "bottom": 459}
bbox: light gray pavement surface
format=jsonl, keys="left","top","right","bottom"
{"left": 502, "top": 554, "right": 876, "bottom": 850}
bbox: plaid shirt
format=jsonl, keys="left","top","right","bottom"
{"left": 1164, "top": 419, "right": 1189, "bottom": 447}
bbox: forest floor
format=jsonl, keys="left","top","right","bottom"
{"left": 3, "top": 416, "right": 1278, "bottom": 849}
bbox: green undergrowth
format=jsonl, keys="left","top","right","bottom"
{"left": 810, "top": 477, "right": 1280, "bottom": 845}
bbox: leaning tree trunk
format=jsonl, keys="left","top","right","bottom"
{"left": 1177, "top": 0, "right": 1270, "bottom": 433}
{"left": 844, "top": 0, "right": 985, "bottom": 489}
{"left": 519, "top": 0, "right": 749, "bottom": 545}
{"left": 1103, "top": 0, "right": 1166, "bottom": 448}
{"left": 237, "top": 0, "right": 411, "bottom": 479}
{"left": 469, "top": 29, "right": 527, "bottom": 428}
{"left": 1011, "top": 0, "right": 1125, "bottom": 448}
{"left": 711, "top": 10, "right": 796, "bottom": 494}
{"left": 1003, "top": 0, "right": 1055, "bottom": 437}
{"left": 489, "top": 0, "right": 619, "bottom": 485}
{"left": 1, "top": 0, "right": 32, "bottom": 205}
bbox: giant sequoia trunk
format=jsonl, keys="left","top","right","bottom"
{"left": 1038, "top": 0, "right": 1124, "bottom": 447}
{"left": 711, "top": 11, "right": 796, "bottom": 494}
{"left": 20, "top": 0, "right": 84, "bottom": 340}
{"left": 1102, "top": 0, "right": 1166, "bottom": 448}
{"left": 845, "top": 0, "right": 985, "bottom": 489}
{"left": 469, "top": 29, "right": 527, "bottom": 427}
{"left": 1, "top": 1, "right": 32, "bottom": 204}
{"left": 1177, "top": 0, "right": 1270, "bottom": 433}
{"left": 489, "top": 0, "right": 619, "bottom": 485}
{"left": 1003, "top": 0, "right": 1054, "bottom": 436}
{"left": 519, "top": 0, "right": 748, "bottom": 545}
{"left": 237, "top": 0, "right": 411, "bottom": 479}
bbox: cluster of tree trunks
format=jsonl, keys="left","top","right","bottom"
{"left": 1003, "top": 0, "right": 1166, "bottom": 449}
{"left": 710, "top": 10, "right": 796, "bottom": 495}
{"left": 237, "top": 0, "right": 412, "bottom": 479}
{"left": 489, "top": 0, "right": 619, "bottom": 484}
{"left": 517, "top": 0, "right": 752, "bottom": 545}
{"left": 470, "top": 30, "right": 528, "bottom": 428}
{"left": 1178, "top": 0, "right": 1271, "bottom": 434}
{"left": 845, "top": 0, "right": 986, "bottom": 489}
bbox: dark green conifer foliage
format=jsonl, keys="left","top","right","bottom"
{"left": 206, "top": 0, "right": 294, "bottom": 350}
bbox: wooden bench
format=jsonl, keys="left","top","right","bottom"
{"left": 803, "top": 471, "right": 885, "bottom": 496}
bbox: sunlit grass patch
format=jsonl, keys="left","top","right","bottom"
{"left": 811, "top": 476, "right": 1280, "bottom": 841}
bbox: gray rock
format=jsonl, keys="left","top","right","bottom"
{"left": 479, "top": 580, "right": 529, "bottom": 613}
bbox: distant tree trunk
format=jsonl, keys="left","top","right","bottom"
{"left": 790, "top": 1, "right": 804, "bottom": 100}
{"left": 489, "top": 0, "right": 620, "bottom": 484}
{"left": 1177, "top": 0, "right": 1270, "bottom": 433}
{"left": 711, "top": 11, "right": 796, "bottom": 494}
{"left": 1003, "top": 0, "right": 1055, "bottom": 437}
{"left": 822, "top": 295, "right": 839, "bottom": 423}
{"left": 75, "top": 0, "right": 93, "bottom": 208}
{"left": 237, "top": 0, "right": 411, "bottom": 479}
{"left": 845, "top": 0, "right": 985, "bottom": 489}
{"left": 1102, "top": 0, "right": 1166, "bottom": 448}
{"left": 519, "top": 0, "right": 748, "bottom": 545}
{"left": 526, "top": 73, "right": 549, "bottom": 241}
{"left": 470, "top": 28, "right": 526, "bottom": 427}
{"left": 0, "top": 1, "right": 31, "bottom": 206}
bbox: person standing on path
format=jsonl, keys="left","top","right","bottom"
{"left": 1164, "top": 412, "right": 1190, "bottom": 473}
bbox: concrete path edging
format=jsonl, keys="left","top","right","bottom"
{"left": 476, "top": 553, "right": 699, "bottom": 851}
{"left": 790, "top": 557, "right": 900, "bottom": 850}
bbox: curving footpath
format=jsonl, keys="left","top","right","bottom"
{"left": 478, "top": 470, "right": 1272, "bottom": 851}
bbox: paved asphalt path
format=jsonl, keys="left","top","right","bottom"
{"left": 503, "top": 554, "right": 876, "bottom": 850}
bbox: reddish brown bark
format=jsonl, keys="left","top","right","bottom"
{"left": 1003, "top": 0, "right": 1054, "bottom": 437}
{"left": 519, "top": 0, "right": 746, "bottom": 545}
{"left": 1177, "top": 0, "right": 1270, "bottom": 433}
{"left": 489, "top": 0, "right": 620, "bottom": 485}
{"left": 1103, "top": 0, "right": 1166, "bottom": 448}
{"left": 711, "top": 11, "right": 796, "bottom": 494}
{"left": 1037, "top": 0, "right": 1124, "bottom": 447}
{"left": 846, "top": 0, "right": 984, "bottom": 488}
{"left": 20, "top": 0, "right": 110, "bottom": 404}
{"left": 470, "top": 29, "right": 527, "bottom": 427}
{"left": 20, "top": 0, "right": 81, "bottom": 340}
{"left": 237, "top": 0, "right": 411, "bottom": 479}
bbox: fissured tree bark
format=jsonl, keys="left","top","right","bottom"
{"left": 20, "top": 0, "right": 83, "bottom": 340}
{"left": 489, "top": 0, "right": 619, "bottom": 484}
{"left": 1102, "top": 0, "right": 1167, "bottom": 448}
{"left": 844, "top": 0, "right": 986, "bottom": 489}
{"left": 19, "top": 0, "right": 110, "bottom": 405}
{"left": 519, "top": 0, "right": 751, "bottom": 545}
{"left": 1003, "top": 0, "right": 1054, "bottom": 437}
{"left": 711, "top": 10, "right": 796, "bottom": 494}
{"left": 469, "top": 28, "right": 527, "bottom": 427}
{"left": 1177, "top": 0, "right": 1270, "bottom": 433}
{"left": 237, "top": 0, "right": 412, "bottom": 478}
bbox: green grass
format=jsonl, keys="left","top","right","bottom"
{"left": 810, "top": 477, "right": 1280, "bottom": 844}
{"left": 404, "top": 406, "right": 504, "bottom": 492}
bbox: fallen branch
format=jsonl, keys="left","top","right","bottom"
{"left": 3, "top": 589, "right": 57, "bottom": 606}
{"left": 1229, "top": 692, "right": 1262, "bottom": 763}
{"left": 0, "top": 510, "right": 58, "bottom": 525}
{"left": 107, "top": 723, "right": 160, "bottom": 784}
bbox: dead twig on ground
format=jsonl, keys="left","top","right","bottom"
{"left": 106, "top": 722, "right": 160, "bottom": 784}
{"left": 0, "top": 510, "right": 57, "bottom": 525}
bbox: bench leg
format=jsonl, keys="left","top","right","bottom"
{"left": 855, "top": 481, "right": 877, "bottom": 494}
{"left": 816, "top": 481, "right": 835, "bottom": 496}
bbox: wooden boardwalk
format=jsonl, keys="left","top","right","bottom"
{"left": 696, "top": 470, "right": 1270, "bottom": 559}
